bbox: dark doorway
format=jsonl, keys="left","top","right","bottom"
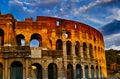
{"left": 10, "top": 61, "right": 23, "bottom": 79}
{"left": 48, "top": 63, "right": 57, "bottom": 79}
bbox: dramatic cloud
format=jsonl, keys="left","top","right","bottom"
{"left": 100, "top": 20, "right": 120, "bottom": 50}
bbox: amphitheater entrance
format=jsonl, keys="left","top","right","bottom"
{"left": 76, "top": 64, "right": 82, "bottom": 79}
{"left": 85, "top": 65, "right": 89, "bottom": 78}
{"left": 0, "top": 63, "right": 3, "bottom": 79}
{"left": 48, "top": 63, "right": 57, "bottom": 79}
{"left": 10, "top": 61, "right": 23, "bottom": 79}
{"left": 96, "top": 66, "right": 99, "bottom": 78}
{"left": 67, "top": 64, "right": 73, "bottom": 79}
{"left": 31, "top": 63, "right": 42, "bottom": 79}
{"left": 91, "top": 65, "right": 94, "bottom": 79}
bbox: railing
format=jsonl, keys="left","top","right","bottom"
{"left": 42, "top": 50, "right": 63, "bottom": 57}
{"left": 0, "top": 46, "right": 31, "bottom": 58}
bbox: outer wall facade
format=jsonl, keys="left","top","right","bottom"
{"left": 0, "top": 14, "right": 107, "bottom": 79}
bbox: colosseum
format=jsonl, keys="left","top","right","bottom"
{"left": 0, "top": 13, "right": 107, "bottom": 79}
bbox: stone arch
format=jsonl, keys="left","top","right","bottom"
{"left": 0, "top": 63, "right": 3, "bottom": 79}
{"left": 94, "top": 46, "right": 97, "bottom": 59}
{"left": 66, "top": 41, "right": 72, "bottom": 55}
{"left": 56, "top": 39, "right": 63, "bottom": 50}
{"left": 16, "top": 34, "right": 25, "bottom": 46}
{"left": 100, "top": 66, "right": 102, "bottom": 78}
{"left": 65, "top": 31, "right": 71, "bottom": 38}
{"left": 76, "top": 64, "right": 82, "bottom": 79}
{"left": 31, "top": 63, "right": 42, "bottom": 79}
{"left": 83, "top": 42, "right": 87, "bottom": 58}
{"left": 48, "top": 63, "right": 58, "bottom": 79}
{"left": 75, "top": 41, "right": 80, "bottom": 56}
{"left": 67, "top": 64, "right": 73, "bottom": 79}
{"left": 30, "top": 33, "right": 42, "bottom": 47}
{"left": 10, "top": 61, "right": 23, "bottom": 79}
{"left": 85, "top": 65, "right": 89, "bottom": 78}
{"left": 89, "top": 44, "right": 93, "bottom": 58}
{"left": 0, "top": 29, "right": 4, "bottom": 46}
{"left": 96, "top": 66, "right": 99, "bottom": 78}
{"left": 91, "top": 65, "right": 94, "bottom": 79}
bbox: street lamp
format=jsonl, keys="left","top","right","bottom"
{"left": 32, "top": 66, "right": 37, "bottom": 79}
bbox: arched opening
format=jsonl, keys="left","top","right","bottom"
{"left": 96, "top": 66, "right": 99, "bottom": 78}
{"left": 66, "top": 41, "right": 72, "bottom": 55}
{"left": 91, "top": 65, "right": 94, "bottom": 79}
{"left": 100, "top": 66, "right": 102, "bottom": 78}
{"left": 67, "top": 64, "right": 73, "bottom": 79}
{"left": 89, "top": 44, "right": 93, "bottom": 58}
{"left": 83, "top": 42, "right": 87, "bottom": 58}
{"left": 32, "top": 63, "right": 42, "bottom": 79}
{"left": 0, "top": 29, "right": 4, "bottom": 46}
{"left": 16, "top": 34, "right": 25, "bottom": 46}
{"left": 56, "top": 39, "right": 63, "bottom": 50}
{"left": 30, "top": 33, "right": 42, "bottom": 47}
{"left": 94, "top": 46, "right": 97, "bottom": 59}
{"left": 65, "top": 32, "right": 71, "bottom": 38}
{"left": 10, "top": 61, "right": 23, "bottom": 79}
{"left": 48, "top": 63, "right": 57, "bottom": 79}
{"left": 76, "top": 64, "right": 82, "bottom": 79}
{"left": 49, "top": 39, "right": 52, "bottom": 48}
{"left": 0, "top": 63, "right": 3, "bottom": 79}
{"left": 85, "top": 65, "right": 89, "bottom": 79}
{"left": 75, "top": 41, "right": 80, "bottom": 56}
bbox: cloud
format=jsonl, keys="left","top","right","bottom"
{"left": 104, "top": 33, "right": 120, "bottom": 50}
{"left": 78, "top": 0, "right": 118, "bottom": 12}
{"left": 100, "top": 20, "right": 120, "bottom": 50}
{"left": 100, "top": 20, "right": 120, "bottom": 36}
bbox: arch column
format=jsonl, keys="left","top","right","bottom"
{"left": 63, "top": 41, "right": 68, "bottom": 78}
{"left": 87, "top": 46, "right": 90, "bottom": 60}
{"left": 88, "top": 65, "right": 91, "bottom": 79}
{"left": 25, "top": 58, "right": 29, "bottom": 79}
{"left": 63, "top": 41, "right": 67, "bottom": 56}
{"left": 94, "top": 65, "right": 97, "bottom": 79}
{"left": 4, "top": 59, "right": 8, "bottom": 79}
{"left": 80, "top": 46, "right": 84, "bottom": 61}
{"left": 43, "top": 67, "right": 48, "bottom": 79}
{"left": 58, "top": 66, "right": 66, "bottom": 79}
{"left": 73, "top": 64, "right": 76, "bottom": 79}
{"left": 81, "top": 65, "right": 85, "bottom": 79}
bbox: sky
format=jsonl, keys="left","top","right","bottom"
{"left": 0, "top": 0, "right": 120, "bottom": 50}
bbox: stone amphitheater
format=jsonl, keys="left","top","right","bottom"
{"left": 0, "top": 13, "right": 107, "bottom": 79}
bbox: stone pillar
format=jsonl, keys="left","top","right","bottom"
{"left": 72, "top": 43, "right": 76, "bottom": 56}
{"left": 81, "top": 65, "right": 86, "bottom": 79}
{"left": 94, "top": 65, "right": 96, "bottom": 79}
{"left": 43, "top": 67, "right": 48, "bottom": 79}
{"left": 4, "top": 59, "right": 8, "bottom": 79}
{"left": 88, "top": 65, "right": 91, "bottom": 79}
{"left": 87, "top": 46, "right": 90, "bottom": 60}
{"left": 80, "top": 46, "right": 84, "bottom": 61}
{"left": 73, "top": 64, "right": 76, "bottom": 79}
{"left": 25, "top": 58, "right": 29, "bottom": 79}
{"left": 98, "top": 66, "right": 100, "bottom": 79}
{"left": 63, "top": 41, "right": 66, "bottom": 56}
{"left": 58, "top": 67, "right": 66, "bottom": 79}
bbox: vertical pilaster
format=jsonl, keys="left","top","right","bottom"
{"left": 94, "top": 65, "right": 96, "bottom": 79}
{"left": 87, "top": 46, "right": 90, "bottom": 60}
{"left": 81, "top": 65, "right": 85, "bottom": 79}
{"left": 25, "top": 58, "right": 29, "bottom": 79}
{"left": 43, "top": 67, "right": 48, "bottom": 79}
{"left": 80, "top": 46, "right": 84, "bottom": 61}
{"left": 88, "top": 65, "right": 91, "bottom": 79}
{"left": 4, "top": 59, "right": 8, "bottom": 79}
